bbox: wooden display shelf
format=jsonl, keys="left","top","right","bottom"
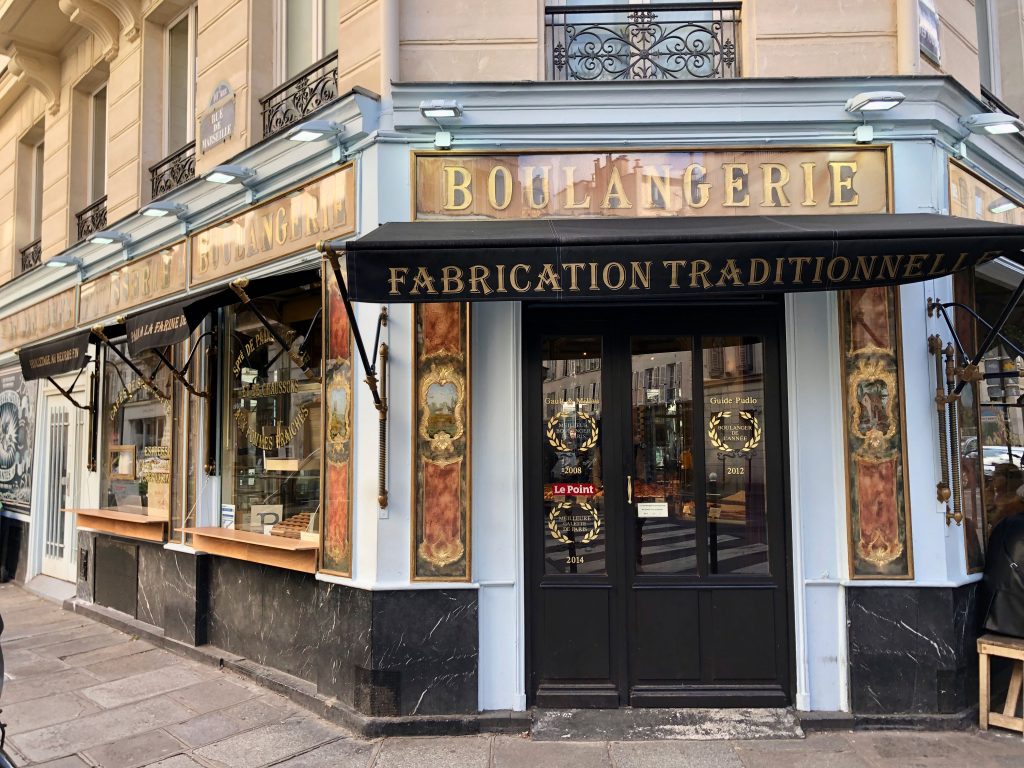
{"left": 64, "top": 508, "right": 168, "bottom": 543}
{"left": 979, "top": 633, "right": 1024, "bottom": 735}
{"left": 178, "top": 526, "right": 319, "bottom": 573}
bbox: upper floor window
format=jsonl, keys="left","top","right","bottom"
{"left": 89, "top": 85, "right": 107, "bottom": 203}
{"left": 280, "top": 0, "right": 340, "bottom": 81}
{"left": 15, "top": 121, "right": 44, "bottom": 273}
{"left": 166, "top": 5, "right": 197, "bottom": 153}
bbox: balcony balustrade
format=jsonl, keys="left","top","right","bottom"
{"left": 76, "top": 196, "right": 107, "bottom": 242}
{"left": 150, "top": 142, "right": 197, "bottom": 199}
{"left": 19, "top": 239, "right": 41, "bottom": 273}
{"left": 260, "top": 53, "right": 339, "bottom": 139}
{"left": 545, "top": 3, "right": 740, "bottom": 81}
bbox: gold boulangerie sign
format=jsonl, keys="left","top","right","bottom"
{"left": 415, "top": 147, "right": 890, "bottom": 219}
{"left": 79, "top": 242, "right": 187, "bottom": 326}
{"left": 0, "top": 286, "right": 78, "bottom": 354}
{"left": 191, "top": 164, "right": 356, "bottom": 286}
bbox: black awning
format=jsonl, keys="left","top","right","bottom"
{"left": 126, "top": 301, "right": 192, "bottom": 356}
{"left": 181, "top": 267, "right": 321, "bottom": 329}
{"left": 18, "top": 329, "right": 94, "bottom": 381}
{"left": 333, "top": 213, "right": 1024, "bottom": 303}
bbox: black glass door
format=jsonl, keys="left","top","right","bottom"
{"left": 526, "top": 305, "right": 791, "bottom": 708}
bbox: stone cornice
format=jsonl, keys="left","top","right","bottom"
{"left": 94, "top": 0, "right": 141, "bottom": 42}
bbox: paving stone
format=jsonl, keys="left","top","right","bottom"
{"left": 609, "top": 740, "right": 743, "bottom": 768}
{"left": 82, "top": 729, "right": 186, "bottom": 768}
{"left": 0, "top": 690, "right": 101, "bottom": 733}
{"left": 3, "top": 647, "right": 70, "bottom": 677}
{"left": 3, "top": 618, "right": 90, "bottom": 641}
{"left": 2, "top": 667, "right": 100, "bottom": 704}
{"left": 847, "top": 732, "right": 970, "bottom": 760}
{"left": 493, "top": 736, "right": 608, "bottom": 768}
{"left": 735, "top": 749, "right": 874, "bottom": 768}
{"left": 192, "top": 716, "right": 339, "bottom": 767}
{"left": 5, "top": 622, "right": 116, "bottom": 651}
{"left": 217, "top": 695, "right": 291, "bottom": 728}
{"left": 9, "top": 696, "right": 193, "bottom": 763}
{"left": 142, "top": 756, "right": 207, "bottom": 768}
{"left": 79, "top": 664, "right": 209, "bottom": 708}
{"left": 166, "top": 676, "right": 260, "bottom": 714}
{"left": 271, "top": 737, "right": 378, "bottom": 767}
{"left": 84, "top": 648, "right": 180, "bottom": 681}
{"left": 38, "top": 632, "right": 133, "bottom": 661}
{"left": 29, "top": 756, "right": 92, "bottom": 767}
{"left": 166, "top": 710, "right": 250, "bottom": 747}
{"left": 59, "top": 636, "right": 152, "bottom": 666}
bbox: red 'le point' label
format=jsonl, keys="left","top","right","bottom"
{"left": 551, "top": 483, "right": 596, "bottom": 496}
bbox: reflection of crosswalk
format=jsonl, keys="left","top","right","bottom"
{"left": 545, "top": 519, "right": 769, "bottom": 575}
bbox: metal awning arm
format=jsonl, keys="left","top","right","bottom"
{"left": 91, "top": 326, "right": 170, "bottom": 401}
{"left": 322, "top": 248, "right": 383, "bottom": 411}
{"left": 153, "top": 347, "right": 207, "bottom": 399}
{"left": 229, "top": 279, "right": 318, "bottom": 381}
{"left": 46, "top": 374, "right": 89, "bottom": 411}
{"left": 931, "top": 299, "right": 1024, "bottom": 361}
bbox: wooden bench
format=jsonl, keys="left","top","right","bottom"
{"left": 978, "top": 633, "right": 1024, "bottom": 735}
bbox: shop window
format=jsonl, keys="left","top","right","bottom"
{"left": 166, "top": 5, "right": 197, "bottom": 154}
{"left": 279, "top": 0, "right": 340, "bottom": 81}
{"left": 221, "top": 284, "right": 322, "bottom": 542}
{"left": 101, "top": 345, "right": 177, "bottom": 519}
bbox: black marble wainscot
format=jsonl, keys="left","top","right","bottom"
{"left": 137, "top": 542, "right": 208, "bottom": 645}
{"left": 206, "top": 556, "right": 478, "bottom": 716}
{"left": 847, "top": 584, "right": 980, "bottom": 716}
{"left": 0, "top": 514, "right": 30, "bottom": 583}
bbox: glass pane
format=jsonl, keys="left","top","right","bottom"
{"left": 322, "top": 0, "right": 339, "bottom": 54}
{"left": 542, "top": 336, "right": 606, "bottom": 575}
{"left": 91, "top": 87, "right": 107, "bottom": 201}
{"left": 167, "top": 14, "right": 191, "bottom": 150}
{"left": 630, "top": 336, "right": 696, "bottom": 574}
{"left": 286, "top": 0, "right": 315, "bottom": 78}
{"left": 703, "top": 336, "right": 769, "bottom": 575}
{"left": 102, "top": 345, "right": 176, "bottom": 518}
{"left": 221, "top": 284, "right": 322, "bottom": 539}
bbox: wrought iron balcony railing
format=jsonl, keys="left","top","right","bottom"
{"left": 150, "top": 142, "right": 197, "bottom": 199}
{"left": 545, "top": 3, "right": 740, "bottom": 82}
{"left": 76, "top": 196, "right": 107, "bottom": 242}
{"left": 19, "top": 239, "right": 41, "bottom": 273}
{"left": 260, "top": 53, "right": 340, "bottom": 139}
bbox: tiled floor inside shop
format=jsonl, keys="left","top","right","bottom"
{"left": 0, "top": 583, "right": 1021, "bottom": 767}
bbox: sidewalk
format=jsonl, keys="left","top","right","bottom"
{"left": 0, "top": 583, "right": 1021, "bottom": 767}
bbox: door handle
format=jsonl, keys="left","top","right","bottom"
{"left": 626, "top": 475, "right": 632, "bottom": 504}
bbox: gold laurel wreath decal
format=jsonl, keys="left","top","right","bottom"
{"left": 547, "top": 501, "right": 602, "bottom": 544}
{"left": 545, "top": 411, "right": 599, "bottom": 453}
{"left": 708, "top": 410, "right": 762, "bottom": 454}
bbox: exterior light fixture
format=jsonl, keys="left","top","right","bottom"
{"left": 287, "top": 120, "right": 344, "bottom": 142}
{"left": 844, "top": 91, "right": 905, "bottom": 113}
{"left": 87, "top": 230, "right": 131, "bottom": 245}
{"left": 960, "top": 112, "right": 1024, "bottom": 135}
{"left": 140, "top": 201, "right": 188, "bottom": 219}
{"left": 206, "top": 165, "right": 256, "bottom": 184}
{"left": 989, "top": 197, "right": 1019, "bottom": 215}
{"left": 45, "top": 254, "right": 84, "bottom": 269}
{"left": 419, "top": 100, "right": 463, "bottom": 120}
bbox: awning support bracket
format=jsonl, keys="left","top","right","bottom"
{"left": 46, "top": 368, "right": 89, "bottom": 411}
{"left": 927, "top": 279, "right": 1024, "bottom": 398}
{"left": 152, "top": 346, "right": 208, "bottom": 399}
{"left": 229, "top": 279, "right": 318, "bottom": 381}
{"left": 91, "top": 326, "right": 171, "bottom": 401}
{"left": 321, "top": 245, "right": 390, "bottom": 508}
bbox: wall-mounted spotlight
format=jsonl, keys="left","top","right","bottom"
{"left": 845, "top": 91, "right": 905, "bottom": 144}
{"left": 844, "top": 91, "right": 905, "bottom": 113}
{"left": 140, "top": 201, "right": 188, "bottom": 219}
{"left": 206, "top": 164, "right": 256, "bottom": 185}
{"left": 87, "top": 230, "right": 131, "bottom": 246}
{"left": 989, "top": 197, "right": 1019, "bottom": 215}
{"left": 45, "top": 254, "right": 84, "bottom": 269}
{"left": 287, "top": 120, "right": 344, "bottom": 142}
{"left": 419, "top": 100, "right": 463, "bottom": 120}
{"left": 960, "top": 112, "right": 1024, "bottom": 135}
{"left": 419, "top": 100, "right": 463, "bottom": 149}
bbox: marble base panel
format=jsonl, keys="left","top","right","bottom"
{"left": 0, "top": 516, "right": 29, "bottom": 584}
{"left": 847, "top": 584, "right": 980, "bottom": 715}
{"left": 206, "top": 558, "right": 479, "bottom": 716}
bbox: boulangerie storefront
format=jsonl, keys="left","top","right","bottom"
{"left": 325, "top": 145, "right": 1024, "bottom": 714}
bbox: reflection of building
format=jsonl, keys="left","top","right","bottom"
{"left": 3, "top": 0, "right": 1024, "bottom": 737}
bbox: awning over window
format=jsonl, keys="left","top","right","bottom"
{"left": 126, "top": 302, "right": 191, "bottom": 357}
{"left": 331, "top": 214, "right": 1024, "bottom": 303}
{"left": 17, "top": 329, "right": 94, "bottom": 381}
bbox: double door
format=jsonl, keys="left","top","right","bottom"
{"left": 39, "top": 389, "right": 88, "bottom": 582}
{"left": 525, "top": 304, "right": 791, "bottom": 708}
